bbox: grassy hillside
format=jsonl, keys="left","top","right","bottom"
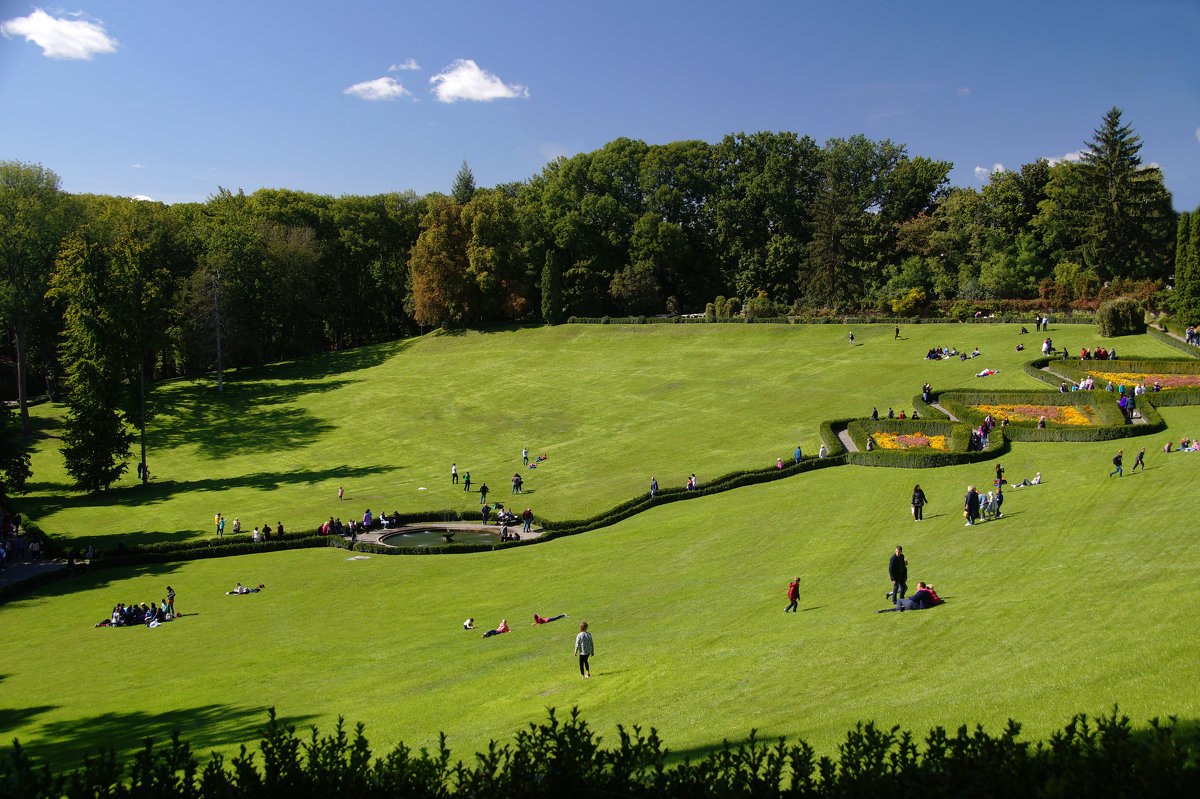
{"left": 16, "top": 322, "right": 1182, "bottom": 548}
{"left": 2, "top": 323, "right": 1198, "bottom": 771}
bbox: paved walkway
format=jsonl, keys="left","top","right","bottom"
{"left": 0, "top": 559, "right": 67, "bottom": 592}
{"left": 836, "top": 429, "right": 858, "bottom": 453}
{"left": 929, "top": 402, "right": 959, "bottom": 421}
{"left": 355, "top": 521, "right": 545, "bottom": 546}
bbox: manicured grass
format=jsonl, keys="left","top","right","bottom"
{"left": 16, "top": 323, "right": 1182, "bottom": 549}
{"left": 2, "top": 324, "right": 1198, "bottom": 772}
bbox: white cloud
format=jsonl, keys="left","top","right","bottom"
{"left": 389, "top": 59, "right": 420, "bottom": 71}
{"left": 132, "top": 163, "right": 143, "bottom": 169}
{"left": 1046, "top": 149, "right": 1086, "bottom": 166}
{"left": 0, "top": 8, "right": 117, "bottom": 59}
{"left": 956, "top": 86, "right": 970, "bottom": 96}
{"left": 429, "top": 59, "right": 528, "bottom": 103}
{"left": 973, "top": 163, "right": 1004, "bottom": 180}
{"left": 131, "top": 194, "right": 153, "bottom": 202}
{"left": 344, "top": 76, "right": 410, "bottom": 101}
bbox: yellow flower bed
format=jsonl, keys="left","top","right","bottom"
{"left": 872, "top": 430, "right": 948, "bottom": 450}
{"left": 1088, "top": 371, "right": 1200, "bottom": 389}
{"left": 975, "top": 403, "right": 1095, "bottom": 425}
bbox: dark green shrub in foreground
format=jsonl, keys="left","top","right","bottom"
{"left": 3, "top": 707, "right": 1196, "bottom": 798}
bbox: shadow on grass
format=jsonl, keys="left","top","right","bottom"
{"left": 150, "top": 380, "right": 350, "bottom": 459}
{"left": 2, "top": 562, "right": 188, "bottom": 608}
{"left": 15, "top": 704, "right": 317, "bottom": 776}
{"left": 15, "top": 464, "right": 395, "bottom": 534}
{"left": 0, "top": 704, "right": 58, "bottom": 736}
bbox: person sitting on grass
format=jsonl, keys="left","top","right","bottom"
{"left": 1012, "top": 472, "right": 1042, "bottom": 487}
{"left": 532, "top": 612, "right": 568, "bottom": 625}
{"left": 463, "top": 618, "right": 475, "bottom": 630}
{"left": 482, "top": 619, "right": 510, "bottom": 638}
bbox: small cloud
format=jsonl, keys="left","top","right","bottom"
{"left": 956, "top": 86, "right": 970, "bottom": 96}
{"left": 540, "top": 142, "right": 568, "bottom": 162}
{"left": 1046, "top": 149, "right": 1086, "bottom": 166}
{"left": 344, "top": 76, "right": 410, "bottom": 101}
{"left": 0, "top": 8, "right": 118, "bottom": 59}
{"left": 430, "top": 59, "right": 528, "bottom": 103}
{"left": 389, "top": 59, "right": 420, "bottom": 71}
{"left": 132, "top": 163, "right": 143, "bottom": 169}
{"left": 973, "top": 163, "right": 1004, "bottom": 180}
{"left": 131, "top": 195, "right": 154, "bottom": 202}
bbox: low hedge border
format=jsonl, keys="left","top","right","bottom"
{"left": 1147, "top": 326, "right": 1200, "bottom": 358}
{"left": 938, "top": 390, "right": 1163, "bottom": 442}
{"left": 846, "top": 419, "right": 1007, "bottom": 468}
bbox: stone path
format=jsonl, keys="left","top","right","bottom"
{"left": 836, "top": 429, "right": 858, "bottom": 453}
{"left": 929, "top": 402, "right": 959, "bottom": 422}
{"left": 0, "top": 559, "right": 66, "bottom": 592}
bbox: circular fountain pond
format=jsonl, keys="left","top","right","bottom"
{"left": 379, "top": 528, "right": 498, "bottom": 547}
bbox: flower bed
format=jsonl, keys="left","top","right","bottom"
{"left": 1088, "top": 371, "right": 1200, "bottom": 389}
{"left": 975, "top": 403, "right": 1096, "bottom": 426}
{"left": 872, "top": 430, "right": 947, "bottom": 450}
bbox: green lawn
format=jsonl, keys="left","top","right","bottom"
{"left": 17, "top": 322, "right": 1183, "bottom": 548}
{"left": 3, "top": 323, "right": 1198, "bottom": 771}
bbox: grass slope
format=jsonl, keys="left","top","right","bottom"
{"left": 17, "top": 323, "right": 1182, "bottom": 548}
{"left": 2, "top": 324, "right": 1198, "bottom": 770}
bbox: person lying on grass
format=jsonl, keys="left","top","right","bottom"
{"left": 483, "top": 619, "right": 510, "bottom": 638}
{"left": 876, "top": 581, "right": 942, "bottom": 612}
{"left": 226, "top": 582, "right": 265, "bottom": 595}
{"left": 532, "top": 613, "right": 568, "bottom": 625}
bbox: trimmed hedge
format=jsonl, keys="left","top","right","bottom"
{"left": 938, "top": 390, "right": 1163, "bottom": 442}
{"left": 1147, "top": 326, "right": 1200, "bottom": 357}
{"left": 846, "top": 419, "right": 1006, "bottom": 468}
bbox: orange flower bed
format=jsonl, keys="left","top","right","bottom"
{"left": 872, "top": 430, "right": 948, "bottom": 450}
{"left": 975, "top": 403, "right": 1095, "bottom": 425}
{"left": 1088, "top": 371, "right": 1200, "bottom": 389}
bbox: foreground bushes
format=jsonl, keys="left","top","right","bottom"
{"left": 3, "top": 707, "right": 1195, "bottom": 798}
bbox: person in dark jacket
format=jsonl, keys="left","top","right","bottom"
{"left": 1109, "top": 450, "right": 1123, "bottom": 478}
{"left": 964, "top": 485, "right": 980, "bottom": 526}
{"left": 785, "top": 577, "right": 800, "bottom": 612}
{"left": 887, "top": 546, "right": 908, "bottom": 600}
{"left": 911, "top": 484, "right": 927, "bottom": 521}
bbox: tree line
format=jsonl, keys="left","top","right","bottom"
{"left": 1, "top": 107, "right": 1196, "bottom": 492}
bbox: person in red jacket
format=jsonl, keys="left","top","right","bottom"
{"left": 784, "top": 577, "right": 800, "bottom": 613}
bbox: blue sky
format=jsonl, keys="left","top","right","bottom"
{"left": 2, "top": 0, "right": 1198, "bottom": 209}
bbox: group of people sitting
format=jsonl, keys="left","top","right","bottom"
{"left": 1165, "top": 439, "right": 1200, "bottom": 453}
{"left": 318, "top": 511, "right": 405, "bottom": 538}
{"left": 869, "top": 407, "right": 919, "bottom": 421}
{"left": 96, "top": 599, "right": 175, "bottom": 628}
{"left": 877, "top": 581, "right": 943, "bottom": 612}
{"left": 924, "top": 346, "right": 976, "bottom": 360}
{"left": 1079, "top": 346, "right": 1117, "bottom": 360}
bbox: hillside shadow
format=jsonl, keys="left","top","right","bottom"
{"left": 219, "top": 338, "right": 416, "bottom": 384}
{"left": 13, "top": 704, "right": 316, "bottom": 776}
{"left": 1, "top": 562, "right": 188, "bottom": 607}
{"left": 151, "top": 380, "right": 350, "bottom": 458}
{"left": 15, "top": 464, "right": 393, "bottom": 523}
{"left": 0, "top": 704, "right": 58, "bottom": 736}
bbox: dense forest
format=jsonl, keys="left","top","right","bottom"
{"left": 2, "top": 107, "right": 1199, "bottom": 492}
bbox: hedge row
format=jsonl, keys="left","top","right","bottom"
{"left": 845, "top": 419, "right": 1007, "bottom": 468}
{"left": 564, "top": 316, "right": 1101, "bottom": 327}
{"left": 937, "top": 390, "right": 1164, "bottom": 442}
{"left": 1147, "top": 326, "right": 1200, "bottom": 358}
{"left": 6, "top": 706, "right": 1194, "bottom": 798}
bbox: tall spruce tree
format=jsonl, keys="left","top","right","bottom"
{"left": 1077, "top": 108, "right": 1174, "bottom": 281}
{"left": 451, "top": 160, "right": 477, "bottom": 205}
{"left": 49, "top": 232, "right": 135, "bottom": 492}
{"left": 1178, "top": 209, "right": 1200, "bottom": 325}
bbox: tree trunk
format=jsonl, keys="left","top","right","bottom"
{"left": 14, "top": 322, "right": 30, "bottom": 437}
{"left": 139, "top": 361, "right": 148, "bottom": 485}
